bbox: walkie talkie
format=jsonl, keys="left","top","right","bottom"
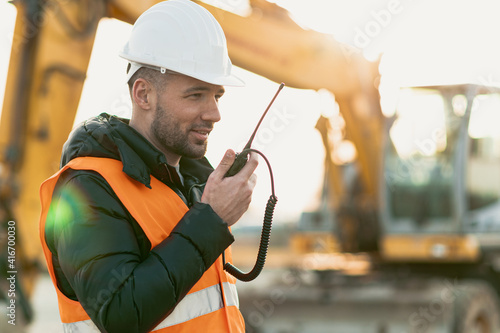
{"left": 224, "top": 82, "right": 285, "bottom": 177}
{"left": 222, "top": 82, "right": 285, "bottom": 282}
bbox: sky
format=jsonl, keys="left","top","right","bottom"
{"left": 1, "top": 0, "right": 500, "bottom": 226}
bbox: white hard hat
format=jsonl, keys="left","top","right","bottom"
{"left": 119, "top": 0, "right": 244, "bottom": 87}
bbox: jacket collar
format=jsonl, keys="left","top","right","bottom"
{"left": 61, "top": 113, "right": 213, "bottom": 188}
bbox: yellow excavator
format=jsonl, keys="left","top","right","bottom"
{"left": 261, "top": 83, "right": 500, "bottom": 332}
{"left": 1, "top": 0, "right": 500, "bottom": 332}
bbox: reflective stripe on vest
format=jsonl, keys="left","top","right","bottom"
{"left": 39, "top": 157, "right": 244, "bottom": 332}
{"left": 62, "top": 282, "right": 239, "bottom": 332}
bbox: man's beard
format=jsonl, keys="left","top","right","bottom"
{"left": 151, "top": 104, "right": 209, "bottom": 159}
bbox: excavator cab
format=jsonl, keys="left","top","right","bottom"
{"left": 382, "top": 84, "right": 500, "bottom": 261}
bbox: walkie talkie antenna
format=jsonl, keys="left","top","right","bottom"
{"left": 224, "top": 82, "right": 285, "bottom": 178}
{"left": 243, "top": 82, "right": 285, "bottom": 150}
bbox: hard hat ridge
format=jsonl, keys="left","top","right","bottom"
{"left": 120, "top": 0, "right": 244, "bottom": 87}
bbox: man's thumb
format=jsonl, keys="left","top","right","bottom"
{"left": 214, "top": 149, "right": 235, "bottom": 175}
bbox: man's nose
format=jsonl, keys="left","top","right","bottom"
{"left": 202, "top": 98, "right": 221, "bottom": 123}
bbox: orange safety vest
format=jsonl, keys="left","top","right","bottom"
{"left": 39, "top": 157, "right": 245, "bottom": 332}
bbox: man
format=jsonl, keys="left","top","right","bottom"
{"left": 39, "top": 1, "right": 256, "bottom": 332}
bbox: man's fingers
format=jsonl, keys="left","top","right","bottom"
{"left": 249, "top": 173, "right": 258, "bottom": 190}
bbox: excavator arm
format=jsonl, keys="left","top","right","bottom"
{"left": 1, "top": 0, "right": 105, "bottom": 303}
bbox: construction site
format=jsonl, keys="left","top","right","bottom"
{"left": 2, "top": 0, "right": 500, "bottom": 332}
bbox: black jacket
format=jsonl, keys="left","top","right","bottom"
{"left": 45, "top": 113, "right": 234, "bottom": 332}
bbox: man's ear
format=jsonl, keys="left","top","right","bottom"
{"left": 132, "top": 78, "right": 155, "bottom": 110}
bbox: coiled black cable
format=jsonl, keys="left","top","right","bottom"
{"left": 222, "top": 148, "right": 277, "bottom": 282}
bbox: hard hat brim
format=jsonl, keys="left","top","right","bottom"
{"left": 195, "top": 72, "right": 245, "bottom": 87}
{"left": 123, "top": 60, "right": 245, "bottom": 87}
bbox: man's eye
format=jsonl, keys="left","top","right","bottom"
{"left": 187, "top": 93, "right": 202, "bottom": 99}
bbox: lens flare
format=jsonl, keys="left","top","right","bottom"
{"left": 46, "top": 182, "right": 90, "bottom": 231}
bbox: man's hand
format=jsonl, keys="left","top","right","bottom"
{"left": 201, "top": 149, "right": 258, "bottom": 226}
